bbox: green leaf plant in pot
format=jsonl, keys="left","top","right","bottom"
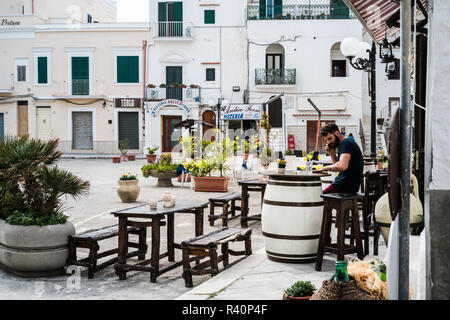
{"left": 146, "top": 145, "right": 159, "bottom": 163}
{"left": 283, "top": 281, "right": 316, "bottom": 300}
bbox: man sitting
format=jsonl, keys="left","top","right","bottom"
{"left": 314, "top": 124, "right": 363, "bottom": 194}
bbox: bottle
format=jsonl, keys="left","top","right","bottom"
{"left": 334, "top": 260, "right": 350, "bottom": 283}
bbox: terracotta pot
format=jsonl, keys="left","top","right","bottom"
{"left": 377, "top": 162, "right": 383, "bottom": 170}
{"left": 146, "top": 154, "right": 157, "bottom": 163}
{"left": 116, "top": 179, "right": 140, "bottom": 203}
{"left": 127, "top": 155, "right": 136, "bottom": 161}
{"left": 112, "top": 157, "right": 121, "bottom": 163}
{"left": 282, "top": 293, "right": 311, "bottom": 300}
{"left": 178, "top": 173, "right": 191, "bottom": 182}
{"left": 120, "top": 155, "right": 128, "bottom": 162}
{"left": 193, "top": 176, "right": 230, "bottom": 192}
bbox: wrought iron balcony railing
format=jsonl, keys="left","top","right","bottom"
{"left": 72, "top": 79, "right": 89, "bottom": 95}
{"left": 146, "top": 86, "right": 202, "bottom": 102}
{"left": 247, "top": 4, "right": 356, "bottom": 20}
{"left": 155, "top": 21, "right": 194, "bottom": 39}
{"left": 255, "top": 69, "right": 296, "bottom": 85}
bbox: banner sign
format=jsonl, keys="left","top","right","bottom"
{"left": 151, "top": 99, "right": 191, "bottom": 116}
{"left": 222, "top": 104, "right": 262, "bottom": 120}
{"left": 115, "top": 98, "right": 142, "bottom": 108}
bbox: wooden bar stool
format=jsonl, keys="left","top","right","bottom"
{"left": 315, "top": 193, "right": 364, "bottom": 271}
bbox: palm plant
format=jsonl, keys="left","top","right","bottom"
{"left": 0, "top": 135, "right": 90, "bottom": 223}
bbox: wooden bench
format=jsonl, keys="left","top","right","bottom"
{"left": 181, "top": 227, "right": 252, "bottom": 287}
{"left": 208, "top": 193, "right": 242, "bottom": 227}
{"left": 67, "top": 223, "right": 156, "bottom": 278}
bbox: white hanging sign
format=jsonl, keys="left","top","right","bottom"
{"left": 151, "top": 99, "right": 191, "bottom": 116}
{"left": 222, "top": 104, "right": 262, "bottom": 120}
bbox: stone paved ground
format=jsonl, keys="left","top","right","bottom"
{"left": 0, "top": 159, "right": 266, "bottom": 300}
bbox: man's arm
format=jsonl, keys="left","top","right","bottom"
{"left": 317, "top": 153, "right": 351, "bottom": 172}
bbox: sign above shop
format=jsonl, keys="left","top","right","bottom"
{"left": 151, "top": 99, "right": 191, "bottom": 116}
{"left": 222, "top": 104, "right": 262, "bottom": 120}
{"left": 1, "top": 19, "right": 21, "bottom": 26}
{"left": 115, "top": 98, "right": 142, "bottom": 108}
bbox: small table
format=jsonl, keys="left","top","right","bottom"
{"left": 111, "top": 200, "right": 208, "bottom": 282}
{"left": 238, "top": 179, "right": 267, "bottom": 228}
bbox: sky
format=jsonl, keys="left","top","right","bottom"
{"left": 115, "top": 0, "right": 149, "bottom": 22}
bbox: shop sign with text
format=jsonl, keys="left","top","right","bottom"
{"left": 222, "top": 104, "right": 262, "bottom": 120}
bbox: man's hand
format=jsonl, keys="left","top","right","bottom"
{"left": 325, "top": 145, "right": 335, "bottom": 156}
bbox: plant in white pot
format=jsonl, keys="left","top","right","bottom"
{"left": 0, "top": 136, "right": 90, "bottom": 276}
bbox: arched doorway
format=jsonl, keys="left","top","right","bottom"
{"left": 202, "top": 110, "right": 216, "bottom": 141}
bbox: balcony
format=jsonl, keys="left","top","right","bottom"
{"left": 255, "top": 69, "right": 296, "bottom": 86}
{"left": 153, "top": 21, "right": 194, "bottom": 40}
{"left": 146, "top": 86, "right": 202, "bottom": 102}
{"left": 72, "top": 79, "right": 89, "bottom": 95}
{"left": 247, "top": 4, "right": 356, "bottom": 20}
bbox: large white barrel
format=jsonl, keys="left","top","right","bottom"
{"left": 261, "top": 172, "right": 326, "bottom": 263}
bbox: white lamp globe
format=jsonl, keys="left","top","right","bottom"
{"left": 221, "top": 99, "right": 229, "bottom": 107}
{"left": 356, "top": 41, "right": 371, "bottom": 60}
{"left": 208, "top": 98, "right": 216, "bottom": 107}
{"left": 340, "top": 37, "right": 360, "bottom": 57}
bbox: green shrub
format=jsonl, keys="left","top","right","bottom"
{"left": 285, "top": 149, "right": 294, "bottom": 156}
{"left": 160, "top": 153, "right": 172, "bottom": 165}
{"left": 6, "top": 210, "right": 68, "bottom": 226}
{"left": 284, "top": 281, "right": 316, "bottom": 297}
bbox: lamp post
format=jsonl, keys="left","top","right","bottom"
{"left": 208, "top": 97, "right": 229, "bottom": 142}
{"left": 341, "top": 37, "right": 377, "bottom": 160}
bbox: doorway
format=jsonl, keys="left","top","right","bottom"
{"left": 162, "top": 115, "right": 182, "bottom": 152}
{"left": 118, "top": 112, "right": 139, "bottom": 150}
{"left": 202, "top": 110, "right": 216, "bottom": 141}
{"left": 17, "top": 101, "right": 28, "bottom": 136}
{"left": 72, "top": 111, "right": 93, "bottom": 150}
{"left": 36, "top": 107, "right": 51, "bottom": 140}
{"left": 307, "top": 120, "right": 335, "bottom": 153}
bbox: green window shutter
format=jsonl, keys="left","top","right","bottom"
{"left": 72, "top": 57, "right": 89, "bottom": 95}
{"left": 158, "top": 2, "right": 167, "bottom": 21}
{"left": 204, "top": 10, "right": 215, "bottom": 24}
{"left": 173, "top": 2, "right": 183, "bottom": 21}
{"left": 259, "top": 0, "right": 266, "bottom": 19}
{"left": 117, "top": 56, "right": 139, "bottom": 83}
{"left": 274, "top": 0, "right": 283, "bottom": 17}
{"left": 37, "top": 57, "right": 48, "bottom": 84}
{"left": 206, "top": 68, "right": 215, "bottom": 81}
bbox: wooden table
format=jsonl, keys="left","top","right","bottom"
{"left": 111, "top": 200, "right": 208, "bottom": 282}
{"left": 238, "top": 179, "right": 267, "bottom": 228}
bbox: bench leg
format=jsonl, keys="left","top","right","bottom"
{"left": 209, "top": 201, "right": 215, "bottom": 227}
{"left": 138, "top": 227, "right": 147, "bottom": 260}
{"left": 88, "top": 242, "right": 98, "bottom": 279}
{"left": 182, "top": 248, "right": 193, "bottom": 288}
{"left": 230, "top": 200, "right": 236, "bottom": 217}
{"left": 245, "top": 235, "right": 252, "bottom": 256}
{"left": 209, "top": 247, "right": 219, "bottom": 277}
{"left": 222, "top": 203, "right": 228, "bottom": 227}
{"left": 221, "top": 243, "right": 229, "bottom": 267}
{"left": 68, "top": 240, "right": 77, "bottom": 265}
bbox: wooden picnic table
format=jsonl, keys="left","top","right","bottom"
{"left": 238, "top": 178, "right": 267, "bottom": 228}
{"left": 111, "top": 200, "right": 208, "bottom": 282}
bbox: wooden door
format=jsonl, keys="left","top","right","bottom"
{"left": 162, "top": 115, "right": 182, "bottom": 152}
{"left": 202, "top": 110, "right": 216, "bottom": 141}
{"left": 36, "top": 107, "right": 51, "bottom": 140}
{"left": 17, "top": 102, "right": 28, "bottom": 136}
{"left": 306, "top": 120, "right": 335, "bottom": 153}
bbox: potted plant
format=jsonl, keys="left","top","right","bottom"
{"left": 180, "top": 84, "right": 187, "bottom": 88}
{"left": 128, "top": 154, "right": 136, "bottom": 161}
{"left": 146, "top": 145, "right": 159, "bottom": 163}
{"left": 141, "top": 153, "right": 179, "bottom": 187}
{"left": 277, "top": 159, "right": 287, "bottom": 174}
{"left": 260, "top": 146, "right": 273, "bottom": 168}
{"left": 147, "top": 84, "right": 156, "bottom": 88}
{"left": 189, "top": 84, "right": 199, "bottom": 89}
{"left": 283, "top": 281, "right": 316, "bottom": 300}
{"left": 159, "top": 83, "right": 166, "bottom": 88}
{"left": 0, "top": 136, "right": 90, "bottom": 276}
{"left": 119, "top": 138, "right": 129, "bottom": 162}
{"left": 112, "top": 156, "right": 121, "bottom": 163}
{"left": 285, "top": 149, "right": 296, "bottom": 170}
{"left": 116, "top": 173, "right": 140, "bottom": 203}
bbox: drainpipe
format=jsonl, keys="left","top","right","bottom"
{"left": 142, "top": 40, "right": 148, "bottom": 151}
{"left": 399, "top": 0, "right": 412, "bottom": 301}
{"left": 32, "top": 0, "right": 34, "bottom": 14}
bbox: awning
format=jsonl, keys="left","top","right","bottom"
{"left": 343, "top": 0, "right": 428, "bottom": 44}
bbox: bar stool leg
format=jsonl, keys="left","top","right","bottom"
{"left": 352, "top": 199, "right": 364, "bottom": 259}
{"left": 336, "top": 204, "right": 346, "bottom": 261}
{"left": 315, "top": 203, "right": 331, "bottom": 271}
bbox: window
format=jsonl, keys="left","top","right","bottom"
{"left": 87, "top": 13, "right": 93, "bottom": 23}
{"left": 204, "top": 10, "right": 215, "bottom": 24}
{"left": 331, "top": 60, "right": 346, "bottom": 77}
{"left": 37, "top": 57, "right": 48, "bottom": 84}
{"left": 15, "top": 59, "right": 28, "bottom": 82}
{"left": 117, "top": 56, "right": 139, "bottom": 83}
{"left": 206, "top": 68, "right": 215, "bottom": 81}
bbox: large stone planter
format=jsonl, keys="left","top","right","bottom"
{"left": 149, "top": 170, "right": 177, "bottom": 187}
{"left": 0, "top": 219, "right": 75, "bottom": 277}
{"left": 193, "top": 176, "right": 230, "bottom": 192}
{"left": 116, "top": 179, "right": 140, "bottom": 202}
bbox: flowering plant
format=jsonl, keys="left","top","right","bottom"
{"left": 120, "top": 173, "right": 137, "bottom": 181}
{"left": 278, "top": 159, "right": 286, "bottom": 168}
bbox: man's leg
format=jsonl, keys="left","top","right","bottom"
{"left": 322, "top": 184, "right": 345, "bottom": 194}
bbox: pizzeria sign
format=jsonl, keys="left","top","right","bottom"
{"left": 222, "top": 104, "right": 262, "bottom": 120}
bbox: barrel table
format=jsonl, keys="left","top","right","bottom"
{"left": 260, "top": 170, "right": 330, "bottom": 264}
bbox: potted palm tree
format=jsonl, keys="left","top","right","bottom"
{"left": 0, "top": 136, "right": 90, "bottom": 276}
{"left": 283, "top": 281, "right": 316, "bottom": 300}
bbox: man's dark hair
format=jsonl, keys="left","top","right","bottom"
{"left": 320, "top": 123, "right": 340, "bottom": 137}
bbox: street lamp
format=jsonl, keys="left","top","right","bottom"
{"left": 341, "top": 37, "right": 377, "bottom": 160}
{"left": 208, "top": 97, "right": 229, "bottom": 142}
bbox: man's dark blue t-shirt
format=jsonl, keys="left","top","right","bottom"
{"left": 332, "top": 138, "right": 363, "bottom": 194}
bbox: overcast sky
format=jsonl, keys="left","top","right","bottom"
{"left": 115, "top": 0, "right": 149, "bottom": 22}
